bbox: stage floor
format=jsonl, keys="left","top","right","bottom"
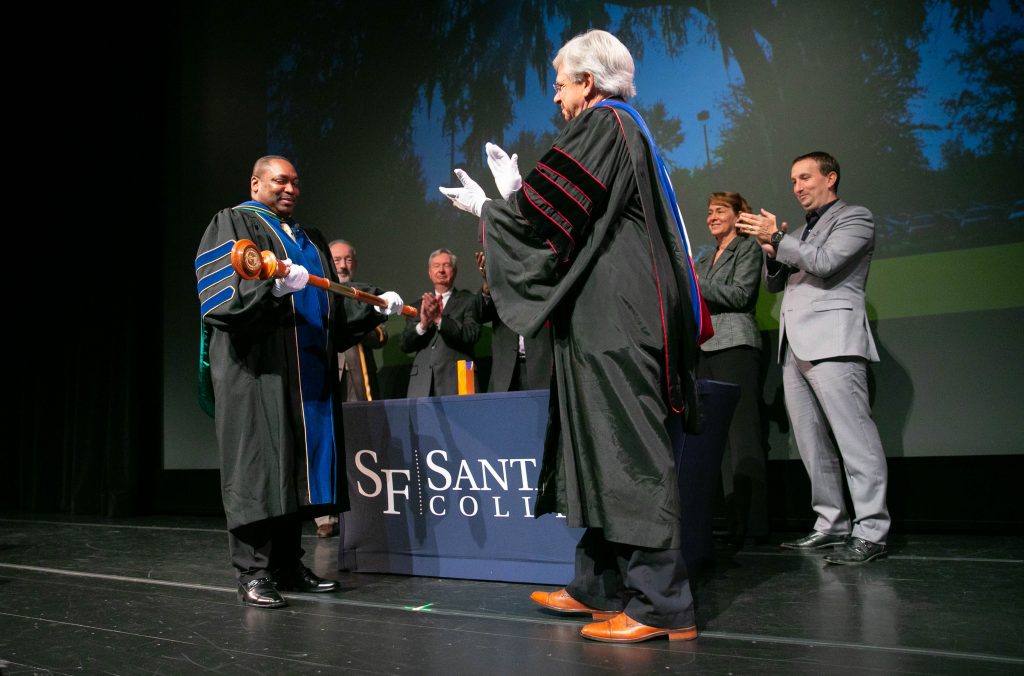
{"left": 0, "top": 514, "right": 1021, "bottom": 675}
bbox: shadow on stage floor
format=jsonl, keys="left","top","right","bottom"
{"left": 0, "top": 514, "right": 1021, "bottom": 675}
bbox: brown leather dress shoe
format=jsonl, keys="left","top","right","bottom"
{"left": 529, "top": 588, "right": 618, "bottom": 620}
{"left": 581, "top": 612, "right": 697, "bottom": 643}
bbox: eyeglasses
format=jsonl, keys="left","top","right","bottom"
{"left": 552, "top": 80, "right": 577, "bottom": 94}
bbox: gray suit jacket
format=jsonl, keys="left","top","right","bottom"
{"left": 696, "top": 234, "right": 762, "bottom": 352}
{"left": 764, "top": 200, "right": 879, "bottom": 363}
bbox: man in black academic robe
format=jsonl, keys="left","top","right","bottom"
{"left": 195, "top": 156, "right": 400, "bottom": 608}
{"left": 440, "top": 30, "right": 706, "bottom": 643}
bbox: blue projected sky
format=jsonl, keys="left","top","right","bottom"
{"left": 414, "top": 1, "right": 1017, "bottom": 200}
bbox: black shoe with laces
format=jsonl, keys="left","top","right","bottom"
{"left": 780, "top": 531, "right": 848, "bottom": 550}
{"left": 238, "top": 577, "right": 287, "bottom": 608}
{"left": 824, "top": 537, "right": 888, "bottom": 565}
{"left": 274, "top": 565, "right": 340, "bottom": 593}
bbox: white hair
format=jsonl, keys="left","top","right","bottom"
{"left": 329, "top": 239, "right": 356, "bottom": 256}
{"left": 553, "top": 29, "right": 636, "bottom": 100}
{"left": 428, "top": 248, "right": 458, "bottom": 269}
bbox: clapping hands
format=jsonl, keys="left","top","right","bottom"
{"left": 485, "top": 142, "right": 521, "bottom": 200}
{"left": 418, "top": 292, "right": 442, "bottom": 329}
{"left": 439, "top": 169, "right": 489, "bottom": 217}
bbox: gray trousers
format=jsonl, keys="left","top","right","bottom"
{"left": 783, "top": 350, "right": 890, "bottom": 544}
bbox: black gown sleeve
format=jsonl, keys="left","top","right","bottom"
{"left": 480, "top": 108, "right": 628, "bottom": 337}
{"left": 195, "top": 209, "right": 289, "bottom": 333}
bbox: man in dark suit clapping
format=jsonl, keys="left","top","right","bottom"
{"left": 400, "top": 248, "right": 481, "bottom": 397}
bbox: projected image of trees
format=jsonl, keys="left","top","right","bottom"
{"left": 267, "top": 0, "right": 1021, "bottom": 274}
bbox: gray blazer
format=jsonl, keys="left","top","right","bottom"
{"left": 765, "top": 199, "right": 880, "bottom": 363}
{"left": 696, "top": 234, "right": 762, "bottom": 352}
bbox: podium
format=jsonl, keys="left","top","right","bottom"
{"left": 339, "top": 380, "right": 738, "bottom": 584}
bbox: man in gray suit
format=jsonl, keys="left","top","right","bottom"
{"left": 737, "top": 151, "right": 889, "bottom": 565}
{"left": 400, "top": 248, "right": 481, "bottom": 397}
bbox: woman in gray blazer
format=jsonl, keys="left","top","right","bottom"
{"left": 696, "top": 192, "right": 768, "bottom": 548}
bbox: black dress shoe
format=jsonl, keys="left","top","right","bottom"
{"left": 824, "top": 537, "right": 887, "bottom": 565}
{"left": 239, "top": 577, "right": 287, "bottom": 608}
{"left": 275, "top": 565, "right": 340, "bottom": 593}
{"left": 780, "top": 531, "right": 848, "bottom": 550}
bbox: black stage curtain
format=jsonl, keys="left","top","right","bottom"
{"left": 10, "top": 303, "right": 160, "bottom": 517}
{"left": 7, "top": 10, "right": 169, "bottom": 517}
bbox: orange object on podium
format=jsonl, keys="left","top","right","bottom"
{"left": 457, "top": 360, "right": 476, "bottom": 395}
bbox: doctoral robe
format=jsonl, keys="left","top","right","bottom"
{"left": 480, "top": 103, "right": 702, "bottom": 549}
{"left": 195, "top": 202, "right": 382, "bottom": 530}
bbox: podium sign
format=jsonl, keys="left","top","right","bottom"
{"left": 340, "top": 382, "right": 738, "bottom": 584}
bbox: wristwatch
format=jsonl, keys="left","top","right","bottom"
{"left": 770, "top": 230, "right": 785, "bottom": 247}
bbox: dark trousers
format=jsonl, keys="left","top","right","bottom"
{"left": 566, "top": 528, "right": 695, "bottom": 629}
{"left": 510, "top": 356, "right": 526, "bottom": 392}
{"left": 228, "top": 513, "right": 305, "bottom": 584}
{"left": 697, "top": 345, "right": 769, "bottom": 540}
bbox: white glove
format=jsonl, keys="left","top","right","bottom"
{"left": 439, "top": 169, "right": 489, "bottom": 217}
{"left": 374, "top": 290, "right": 405, "bottom": 315}
{"left": 486, "top": 142, "right": 521, "bottom": 200}
{"left": 271, "top": 259, "right": 309, "bottom": 297}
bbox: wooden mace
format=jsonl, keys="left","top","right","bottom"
{"left": 230, "top": 239, "right": 418, "bottom": 318}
